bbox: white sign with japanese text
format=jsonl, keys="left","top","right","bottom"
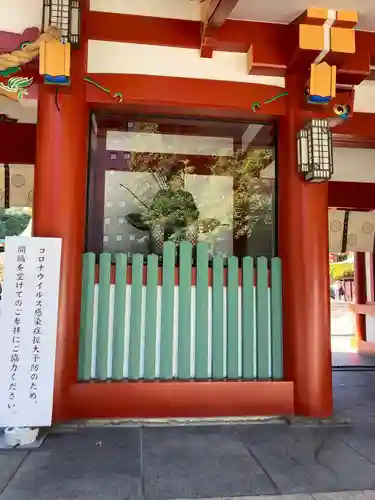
{"left": 0, "top": 237, "right": 62, "bottom": 427}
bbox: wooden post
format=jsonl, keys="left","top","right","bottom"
{"left": 355, "top": 252, "right": 367, "bottom": 341}
{"left": 33, "top": 37, "right": 89, "bottom": 421}
{"left": 278, "top": 74, "right": 333, "bottom": 417}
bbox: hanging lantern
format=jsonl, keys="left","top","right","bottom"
{"left": 39, "top": 38, "right": 71, "bottom": 85}
{"left": 296, "top": 129, "right": 309, "bottom": 174}
{"left": 297, "top": 119, "right": 334, "bottom": 182}
{"left": 42, "top": 0, "right": 81, "bottom": 47}
{"left": 40, "top": 1, "right": 80, "bottom": 85}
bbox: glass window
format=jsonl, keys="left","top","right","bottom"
{"left": 0, "top": 163, "right": 34, "bottom": 290}
{"left": 86, "top": 115, "right": 276, "bottom": 262}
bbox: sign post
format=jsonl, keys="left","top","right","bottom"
{"left": 0, "top": 236, "right": 62, "bottom": 428}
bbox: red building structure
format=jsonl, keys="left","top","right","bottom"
{"left": 2, "top": 0, "right": 375, "bottom": 422}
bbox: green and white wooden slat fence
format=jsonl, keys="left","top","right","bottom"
{"left": 78, "top": 242, "right": 283, "bottom": 381}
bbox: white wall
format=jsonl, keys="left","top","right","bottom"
{"left": 106, "top": 131, "right": 234, "bottom": 156}
{"left": 366, "top": 316, "right": 375, "bottom": 343}
{"left": 0, "top": 0, "right": 42, "bottom": 32}
{"left": 354, "top": 80, "right": 375, "bottom": 114}
{"left": 331, "top": 148, "right": 375, "bottom": 183}
{"left": 90, "top": 0, "right": 201, "bottom": 20}
{"left": 260, "top": 148, "right": 375, "bottom": 183}
{"left": 87, "top": 40, "right": 285, "bottom": 87}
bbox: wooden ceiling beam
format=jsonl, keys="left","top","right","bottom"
{"left": 201, "top": 0, "right": 240, "bottom": 28}
{"left": 86, "top": 11, "right": 374, "bottom": 83}
{"left": 200, "top": 0, "right": 239, "bottom": 57}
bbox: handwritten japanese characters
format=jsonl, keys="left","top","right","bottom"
{"left": 29, "top": 247, "right": 46, "bottom": 404}
{"left": 0, "top": 237, "right": 62, "bottom": 427}
{"left": 7, "top": 244, "right": 26, "bottom": 411}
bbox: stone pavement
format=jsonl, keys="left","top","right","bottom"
{"left": 1, "top": 371, "right": 375, "bottom": 500}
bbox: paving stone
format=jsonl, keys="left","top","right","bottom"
{"left": 313, "top": 491, "right": 375, "bottom": 499}
{"left": 0, "top": 427, "right": 141, "bottom": 500}
{"left": 237, "top": 424, "right": 375, "bottom": 495}
{"left": 175, "top": 495, "right": 313, "bottom": 500}
{"left": 333, "top": 372, "right": 375, "bottom": 424}
{"left": 142, "top": 425, "right": 277, "bottom": 500}
{"left": 0, "top": 451, "right": 28, "bottom": 494}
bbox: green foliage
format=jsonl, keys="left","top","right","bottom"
{"left": 330, "top": 260, "right": 354, "bottom": 280}
{"left": 209, "top": 148, "right": 273, "bottom": 239}
{"left": 144, "top": 188, "right": 199, "bottom": 228}
{"left": 123, "top": 121, "right": 274, "bottom": 248}
{"left": 0, "top": 208, "right": 31, "bottom": 239}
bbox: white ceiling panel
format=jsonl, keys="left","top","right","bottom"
{"left": 230, "top": 0, "right": 375, "bottom": 32}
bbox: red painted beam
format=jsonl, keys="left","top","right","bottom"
{"left": 357, "top": 31, "right": 375, "bottom": 67}
{"left": 87, "top": 13, "right": 291, "bottom": 74}
{"left": 328, "top": 182, "right": 375, "bottom": 210}
{"left": 87, "top": 11, "right": 200, "bottom": 49}
{"left": 69, "top": 381, "right": 294, "bottom": 420}
{"left": 85, "top": 74, "right": 287, "bottom": 116}
{"left": 0, "top": 122, "right": 36, "bottom": 163}
{"left": 87, "top": 11, "right": 290, "bottom": 57}
{"left": 86, "top": 13, "right": 373, "bottom": 80}
{"left": 335, "top": 113, "right": 375, "bottom": 141}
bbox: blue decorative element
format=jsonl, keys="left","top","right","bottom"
{"left": 308, "top": 95, "right": 330, "bottom": 104}
{"left": 44, "top": 75, "right": 70, "bottom": 85}
{"left": 334, "top": 103, "right": 350, "bottom": 119}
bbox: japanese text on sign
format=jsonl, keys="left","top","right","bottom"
{"left": 0, "top": 237, "right": 62, "bottom": 427}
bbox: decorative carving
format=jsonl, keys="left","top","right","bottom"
{"left": 0, "top": 27, "right": 60, "bottom": 79}
{"left": 0, "top": 28, "right": 39, "bottom": 77}
{"left": 11, "top": 173, "right": 25, "bottom": 188}
{"left": 0, "top": 27, "right": 40, "bottom": 55}
{"left": 0, "top": 76, "right": 33, "bottom": 100}
{"left": 333, "top": 103, "right": 350, "bottom": 119}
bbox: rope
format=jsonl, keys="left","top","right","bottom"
{"left": 0, "top": 27, "right": 61, "bottom": 72}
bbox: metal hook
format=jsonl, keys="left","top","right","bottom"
{"left": 251, "top": 101, "right": 261, "bottom": 112}
{"left": 112, "top": 92, "right": 123, "bottom": 104}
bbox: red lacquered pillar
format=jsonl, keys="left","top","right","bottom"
{"left": 33, "top": 44, "right": 89, "bottom": 421}
{"left": 278, "top": 74, "right": 333, "bottom": 417}
{"left": 355, "top": 252, "right": 367, "bottom": 342}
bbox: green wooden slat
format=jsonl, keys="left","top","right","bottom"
{"left": 160, "top": 242, "right": 176, "bottom": 379}
{"left": 242, "top": 256, "right": 255, "bottom": 380}
{"left": 144, "top": 254, "right": 159, "bottom": 380}
{"left": 111, "top": 253, "right": 127, "bottom": 380}
{"left": 128, "top": 253, "right": 144, "bottom": 380}
{"left": 78, "top": 253, "right": 96, "bottom": 381}
{"left": 195, "top": 242, "right": 209, "bottom": 379}
{"left": 212, "top": 254, "right": 224, "bottom": 380}
{"left": 256, "top": 257, "right": 271, "bottom": 380}
{"left": 95, "top": 253, "right": 111, "bottom": 380}
{"left": 177, "top": 242, "right": 192, "bottom": 380}
{"left": 271, "top": 257, "right": 283, "bottom": 379}
{"left": 227, "top": 256, "right": 239, "bottom": 379}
